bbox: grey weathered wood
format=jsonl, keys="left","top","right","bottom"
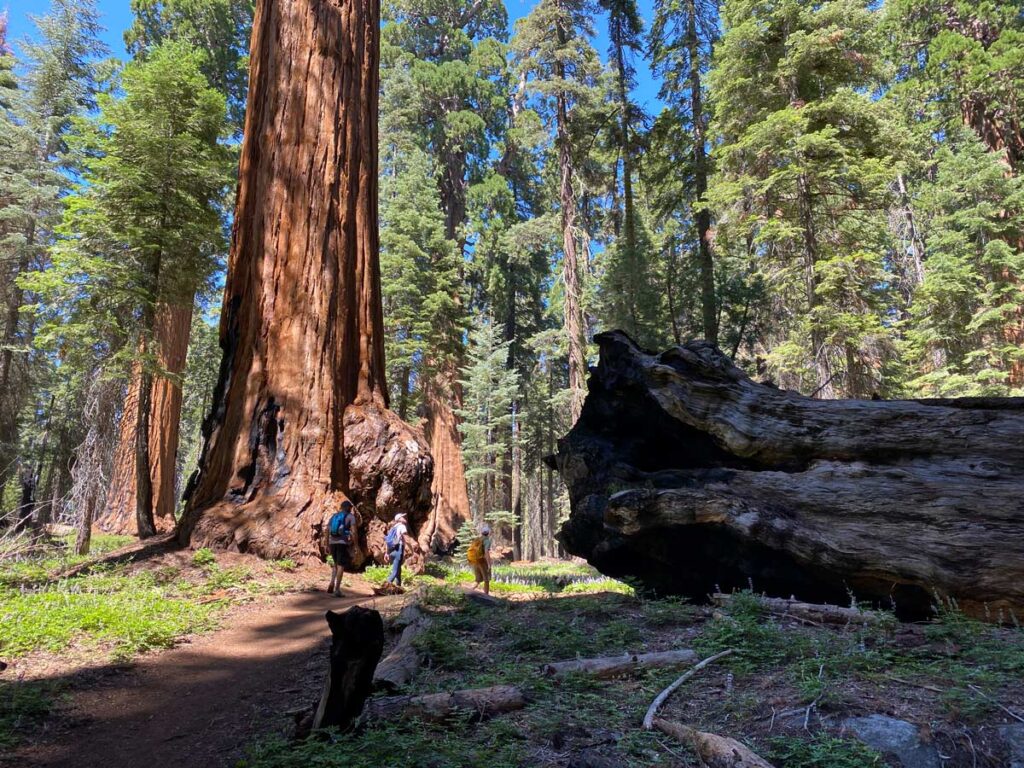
{"left": 712, "top": 594, "right": 882, "bottom": 625}
{"left": 373, "top": 615, "right": 430, "bottom": 692}
{"left": 556, "top": 331, "right": 1024, "bottom": 620}
{"left": 362, "top": 684, "right": 525, "bottom": 723}
{"left": 542, "top": 649, "right": 698, "bottom": 679}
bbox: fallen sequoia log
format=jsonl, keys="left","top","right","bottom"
{"left": 542, "top": 649, "right": 698, "bottom": 678}
{"left": 555, "top": 332, "right": 1024, "bottom": 619}
{"left": 362, "top": 684, "right": 526, "bottom": 723}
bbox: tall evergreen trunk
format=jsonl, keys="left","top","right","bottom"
{"left": 100, "top": 302, "right": 192, "bottom": 535}
{"left": 177, "top": 0, "right": 432, "bottom": 562}
{"left": 418, "top": 370, "right": 470, "bottom": 554}
{"left": 613, "top": 35, "right": 640, "bottom": 338}
{"left": 419, "top": 97, "right": 472, "bottom": 556}
{"left": 686, "top": 0, "right": 717, "bottom": 346}
{"left": 556, "top": 10, "right": 587, "bottom": 423}
{"left": 0, "top": 223, "right": 34, "bottom": 492}
{"left": 797, "top": 171, "right": 833, "bottom": 398}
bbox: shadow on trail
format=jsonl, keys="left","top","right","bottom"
{"left": 7, "top": 589, "right": 374, "bottom": 768}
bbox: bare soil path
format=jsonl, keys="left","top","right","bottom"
{"left": 12, "top": 584, "right": 378, "bottom": 768}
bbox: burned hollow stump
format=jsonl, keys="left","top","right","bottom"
{"left": 312, "top": 606, "right": 385, "bottom": 731}
{"left": 555, "top": 331, "right": 1024, "bottom": 619}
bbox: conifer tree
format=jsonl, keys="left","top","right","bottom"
{"left": 902, "top": 129, "right": 1024, "bottom": 395}
{"left": 0, "top": 0, "right": 107, "bottom": 510}
{"left": 456, "top": 318, "right": 519, "bottom": 538}
{"left": 24, "top": 40, "right": 231, "bottom": 536}
{"left": 124, "top": 0, "right": 253, "bottom": 130}
{"left": 650, "top": 0, "right": 719, "bottom": 345}
{"left": 709, "top": 0, "right": 901, "bottom": 397}
{"left": 512, "top": 0, "right": 601, "bottom": 420}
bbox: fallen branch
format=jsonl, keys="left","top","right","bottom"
{"left": 884, "top": 675, "right": 943, "bottom": 694}
{"left": 373, "top": 613, "right": 431, "bottom": 692}
{"left": 713, "top": 594, "right": 882, "bottom": 626}
{"left": 967, "top": 684, "right": 1024, "bottom": 724}
{"left": 543, "top": 649, "right": 698, "bottom": 679}
{"left": 653, "top": 718, "right": 776, "bottom": 768}
{"left": 642, "top": 649, "right": 734, "bottom": 731}
{"left": 362, "top": 684, "right": 525, "bottom": 724}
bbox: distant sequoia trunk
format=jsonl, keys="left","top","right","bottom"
{"left": 176, "top": 0, "right": 432, "bottom": 564}
{"left": 99, "top": 302, "right": 192, "bottom": 536}
{"left": 556, "top": 331, "right": 1024, "bottom": 620}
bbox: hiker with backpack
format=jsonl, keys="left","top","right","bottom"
{"left": 327, "top": 500, "right": 357, "bottom": 596}
{"left": 466, "top": 524, "right": 492, "bottom": 595}
{"left": 384, "top": 513, "right": 408, "bottom": 587}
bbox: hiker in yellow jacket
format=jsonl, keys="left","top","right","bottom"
{"left": 466, "top": 524, "right": 492, "bottom": 595}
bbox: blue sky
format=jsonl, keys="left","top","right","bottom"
{"left": 6, "top": 0, "right": 666, "bottom": 111}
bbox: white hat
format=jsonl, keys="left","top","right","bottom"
{"left": 394, "top": 513, "right": 407, "bottom": 522}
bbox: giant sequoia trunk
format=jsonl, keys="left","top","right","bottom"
{"left": 176, "top": 0, "right": 432, "bottom": 563}
{"left": 418, "top": 370, "right": 470, "bottom": 555}
{"left": 556, "top": 332, "right": 1024, "bottom": 619}
{"left": 100, "top": 303, "right": 192, "bottom": 536}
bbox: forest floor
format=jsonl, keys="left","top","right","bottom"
{"left": 2, "top": 537, "right": 1024, "bottom": 768}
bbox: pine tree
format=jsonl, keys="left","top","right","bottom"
{"left": 380, "top": 0, "right": 511, "bottom": 552}
{"left": 650, "top": 0, "right": 719, "bottom": 345}
{"left": 456, "top": 318, "right": 519, "bottom": 539}
{"left": 708, "top": 0, "right": 902, "bottom": 397}
{"left": 124, "top": 0, "right": 253, "bottom": 130}
{"left": 512, "top": 0, "right": 601, "bottom": 420}
{"left": 902, "top": 129, "right": 1024, "bottom": 395}
{"left": 24, "top": 40, "right": 231, "bottom": 535}
{"left": 0, "top": 0, "right": 107, "bottom": 512}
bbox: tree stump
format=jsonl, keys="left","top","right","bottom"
{"left": 312, "top": 606, "right": 385, "bottom": 731}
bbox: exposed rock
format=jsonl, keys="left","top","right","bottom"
{"left": 842, "top": 715, "right": 940, "bottom": 768}
{"left": 1000, "top": 723, "right": 1024, "bottom": 768}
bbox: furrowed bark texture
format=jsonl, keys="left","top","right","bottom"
{"left": 556, "top": 331, "right": 1024, "bottom": 619}
{"left": 418, "top": 371, "right": 470, "bottom": 555}
{"left": 176, "top": 0, "right": 432, "bottom": 563}
{"left": 100, "top": 302, "right": 192, "bottom": 535}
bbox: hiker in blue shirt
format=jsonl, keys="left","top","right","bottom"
{"left": 327, "top": 500, "right": 357, "bottom": 596}
{"left": 384, "top": 513, "right": 408, "bottom": 587}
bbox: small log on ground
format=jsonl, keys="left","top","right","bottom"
{"left": 556, "top": 331, "right": 1024, "bottom": 620}
{"left": 362, "top": 684, "right": 526, "bottom": 723}
{"left": 459, "top": 587, "right": 503, "bottom": 606}
{"left": 713, "top": 593, "right": 883, "bottom": 626}
{"left": 373, "top": 613, "right": 431, "bottom": 692}
{"left": 312, "top": 606, "right": 385, "bottom": 731}
{"left": 542, "top": 649, "right": 698, "bottom": 679}
{"left": 653, "top": 719, "right": 776, "bottom": 768}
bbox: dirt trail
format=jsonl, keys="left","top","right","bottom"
{"left": 16, "top": 586, "right": 377, "bottom": 768}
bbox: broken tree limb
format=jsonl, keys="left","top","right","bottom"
{"left": 556, "top": 332, "right": 1024, "bottom": 620}
{"left": 643, "top": 649, "right": 735, "bottom": 730}
{"left": 712, "top": 594, "right": 883, "bottom": 626}
{"left": 373, "top": 613, "right": 431, "bottom": 692}
{"left": 362, "top": 684, "right": 526, "bottom": 724}
{"left": 653, "top": 719, "right": 776, "bottom": 768}
{"left": 543, "top": 649, "right": 698, "bottom": 679}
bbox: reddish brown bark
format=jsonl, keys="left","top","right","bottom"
{"left": 418, "top": 370, "right": 470, "bottom": 554}
{"left": 176, "top": 0, "right": 432, "bottom": 563}
{"left": 99, "top": 302, "right": 192, "bottom": 535}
